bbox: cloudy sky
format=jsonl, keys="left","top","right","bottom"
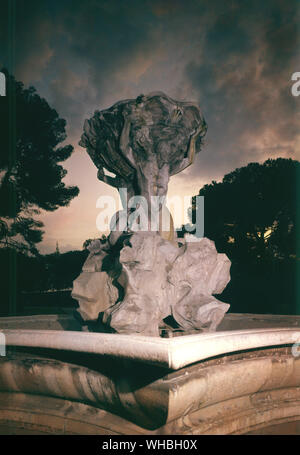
{"left": 1, "top": 0, "right": 299, "bottom": 253}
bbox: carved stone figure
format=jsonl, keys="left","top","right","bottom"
{"left": 72, "top": 92, "right": 231, "bottom": 336}
{"left": 169, "top": 238, "right": 230, "bottom": 332}
{"left": 72, "top": 233, "right": 230, "bottom": 336}
{"left": 79, "top": 92, "right": 207, "bottom": 215}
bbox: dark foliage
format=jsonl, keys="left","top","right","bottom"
{"left": 180, "top": 158, "right": 300, "bottom": 315}
{"left": 0, "top": 70, "right": 79, "bottom": 254}
{"left": 0, "top": 248, "right": 88, "bottom": 316}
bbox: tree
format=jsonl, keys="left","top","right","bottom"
{"left": 0, "top": 70, "right": 79, "bottom": 254}
{"left": 187, "top": 158, "right": 299, "bottom": 315}
{"left": 189, "top": 158, "right": 298, "bottom": 263}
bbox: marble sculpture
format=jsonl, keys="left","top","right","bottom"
{"left": 72, "top": 92, "right": 231, "bottom": 336}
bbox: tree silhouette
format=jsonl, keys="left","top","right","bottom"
{"left": 44, "top": 250, "right": 89, "bottom": 291}
{"left": 187, "top": 158, "right": 299, "bottom": 315}
{"left": 0, "top": 70, "right": 79, "bottom": 254}
{"left": 189, "top": 158, "right": 298, "bottom": 262}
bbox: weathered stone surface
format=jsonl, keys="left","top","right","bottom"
{"left": 103, "top": 232, "right": 173, "bottom": 336}
{"left": 0, "top": 344, "right": 300, "bottom": 434}
{"left": 79, "top": 92, "right": 207, "bottom": 207}
{"left": 72, "top": 271, "right": 118, "bottom": 321}
{"left": 73, "top": 92, "right": 230, "bottom": 335}
{"left": 169, "top": 238, "right": 230, "bottom": 331}
{"left": 2, "top": 326, "right": 300, "bottom": 370}
{"left": 73, "top": 232, "right": 230, "bottom": 335}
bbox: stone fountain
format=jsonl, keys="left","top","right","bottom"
{"left": 1, "top": 92, "right": 300, "bottom": 435}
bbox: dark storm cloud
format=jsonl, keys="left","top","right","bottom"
{"left": 179, "top": 0, "right": 300, "bottom": 183}
{"left": 1, "top": 0, "right": 162, "bottom": 135}
{"left": 1, "top": 0, "right": 299, "bottom": 250}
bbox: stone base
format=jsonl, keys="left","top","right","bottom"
{"left": 0, "top": 346, "right": 300, "bottom": 435}
{"left": 1, "top": 314, "right": 300, "bottom": 434}
{"left": 0, "top": 313, "right": 300, "bottom": 434}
